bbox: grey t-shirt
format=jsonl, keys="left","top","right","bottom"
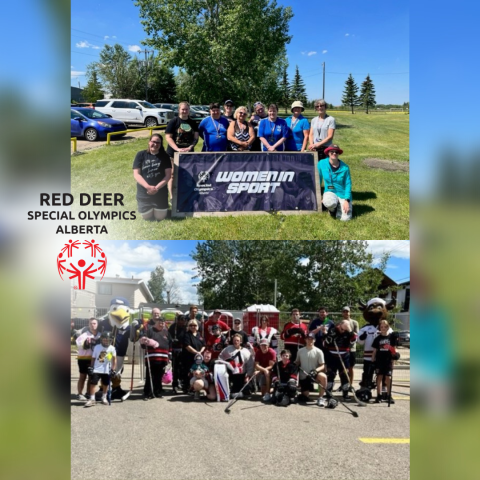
{"left": 311, "top": 115, "right": 336, "bottom": 145}
{"left": 348, "top": 318, "right": 359, "bottom": 352}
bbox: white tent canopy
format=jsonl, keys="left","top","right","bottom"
{"left": 243, "top": 304, "right": 279, "bottom": 312}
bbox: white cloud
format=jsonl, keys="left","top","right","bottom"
{"left": 129, "top": 45, "right": 141, "bottom": 53}
{"left": 307, "top": 51, "right": 317, "bottom": 56}
{"left": 366, "top": 241, "right": 410, "bottom": 260}
{"left": 76, "top": 40, "right": 100, "bottom": 49}
{"left": 99, "top": 242, "right": 199, "bottom": 303}
{"left": 345, "top": 33, "right": 350, "bottom": 36}
{"left": 71, "top": 70, "right": 85, "bottom": 78}
{"left": 104, "top": 36, "right": 109, "bottom": 39}
{"left": 322, "top": 50, "right": 328, "bottom": 54}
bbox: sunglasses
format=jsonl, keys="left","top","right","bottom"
{"left": 329, "top": 151, "right": 339, "bottom": 154}
{"left": 238, "top": 112, "right": 247, "bottom": 115}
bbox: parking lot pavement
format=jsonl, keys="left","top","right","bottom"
{"left": 71, "top": 126, "right": 164, "bottom": 153}
{"left": 71, "top": 356, "right": 410, "bottom": 480}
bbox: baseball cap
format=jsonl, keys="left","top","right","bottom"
{"left": 214, "top": 309, "right": 222, "bottom": 314}
{"left": 306, "top": 332, "right": 315, "bottom": 339}
{"left": 259, "top": 338, "right": 270, "bottom": 345}
{"left": 224, "top": 99, "right": 234, "bottom": 106}
{"left": 342, "top": 306, "right": 350, "bottom": 312}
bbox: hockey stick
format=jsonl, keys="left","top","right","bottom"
{"left": 333, "top": 339, "right": 367, "bottom": 407}
{"left": 129, "top": 320, "right": 138, "bottom": 392}
{"left": 107, "top": 372, "right": 112, "bottom": 406}
{"left": 298, "top": 367, "right": 359, "bottom": 418}
{"left": 224, "top": 371, "right": 258, "bottom": 414}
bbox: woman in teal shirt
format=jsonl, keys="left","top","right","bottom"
{"left": 317, "top": 144, "right": 352, "bottom": 221}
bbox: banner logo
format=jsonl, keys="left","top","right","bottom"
{"left": 57, "top": 239, "right": 107, "bottom": 289}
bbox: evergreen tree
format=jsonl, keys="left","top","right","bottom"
{"left": 341, "top": 73, "right": 360, "bottom": 114}
{"left": 359, "top": 74, "right": 376, "bottom": 114}
{"left": 82, "top": 67, "right": 104, "bottom": 103}
{"left": 290, "top": 65, "right": 307, "bottom": 105}
{"left": 280, "top": 65, "right": 291, "bottom": 114}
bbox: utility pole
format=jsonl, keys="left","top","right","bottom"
{"left": 138, "top": 49, "right": 154, "bottom": 101}
{"left": 322, "top": 62, "right": 325, "bottom": 100}
{"left": 166, "top": 290, "right": 171, "bottom": 304}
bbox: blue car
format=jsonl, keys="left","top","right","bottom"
{"left": 71, "top": 107, "right": 127, "bottom": 141}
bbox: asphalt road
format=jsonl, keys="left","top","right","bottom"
{"left": 71, "top": 355, "right": 410, "bottom": 480}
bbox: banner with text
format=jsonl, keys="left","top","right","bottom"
{"left": 173, "top": 152, "right": 320, "bottom": 216}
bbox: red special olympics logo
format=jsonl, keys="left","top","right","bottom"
{"left": 57, "top": 239, "right": 107, "bottom": 290}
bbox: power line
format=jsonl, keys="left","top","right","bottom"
{"left": 72, "top": 50, "right": 100, "bottom": 58}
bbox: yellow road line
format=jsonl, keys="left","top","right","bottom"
{"left": 360, "top": 438, "right": 410, "bottom": 444}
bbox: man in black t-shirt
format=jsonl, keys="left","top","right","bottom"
{"left": 132, "top": 133, "right": 172, "bottom": 221}
{"left": 165, "top": 101, "right": 200, "bottom": 199}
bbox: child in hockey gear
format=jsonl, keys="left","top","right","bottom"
{"left": 207, "top": 324, "right": 227, "bottom": 360}
{"left": 189, "top": 353, "right": 211, "bottom": 399}
{"left": 357, "top": 298, "right": 396, "bottom": 392}
{"left": 324, "top": 320, "right": 357, "bottom": 400}
{"left": 75, "top": 318, "right": 100, "bottom": 401}
{"left": 371, "top": 320, "right": 400, "bottom": 404}
{"left": 271, "top": 350, "right": 299, "bottom": 407}
{"left": 219, "top": 334, "right": 255, "bottom": 398}
{"left": 280, "top": 309, "right": 308, "bottom": 361}
{"left": 85, "top": 332, "right": 116, "bottom": 407}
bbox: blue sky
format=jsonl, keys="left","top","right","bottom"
{"left": 71, "top": 0, "right": 408, "bottom": 106}
{"left": 99, "top": 240, "right": 410, "bottom": 304}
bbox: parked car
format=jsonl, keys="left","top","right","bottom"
{"left": 191, "top": 105, "right": 210, "bottom": 115}
{"left": 95, "top": 99, "right": 174, "bottom": 127}
{"left": 71, "top": 107, "right": 127, "bottom": 141}
{"left": 397, "top": 330, "right": 410, "bottom": 348}
{"left": 72, "top": 102, "right": 95, "bottom": 108}
{"left": 155, "top": 103, "right": 178, "bottom": 111}
{"left": 155, "top": 104, "right": 208, "bottom": 123}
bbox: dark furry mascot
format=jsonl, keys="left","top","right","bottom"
{"left": 356, "top": 297, "right": 396, "bottom": 401}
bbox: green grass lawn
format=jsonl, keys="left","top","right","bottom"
{"left": 71, "top": 111, "right": 409, "bottom": 240}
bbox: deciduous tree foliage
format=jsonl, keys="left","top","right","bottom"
{"left": 341, "top": 73, "right": 360, "bottom": 114}
{"left": 148, "top": 265, "right": 167, "bottom": 303}
{"left": 193, "top": 241, "right": 389, "bottom": 310}
{"left": 135, "top": 0, "right": 293, "bottom": 105}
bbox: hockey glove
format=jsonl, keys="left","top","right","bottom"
{"left": 309, "top": 369, "right": 318, "bottom": 379}
{"left": 110, "top": 369, "right": 116, "bottom": 378}
{"left": 359, "top": 331, "right": 367, "bottom": 341}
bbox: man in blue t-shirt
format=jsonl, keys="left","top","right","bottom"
{"left": 198, "top": 102, "right": 230, "bottom": 151}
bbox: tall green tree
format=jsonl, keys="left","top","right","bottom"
{"left": 132, "top": 56, "right": 177, "bottom": 103}
{"left": 135, "top": 0, "right": 293, "bottom": 105}
{"left": 290, "top": 65, "right": 307, "bottom": 105}
{"left": 279, "top": 65, "right": 291, "bottom": 114}
{"left": 359, "top": 74, "right": 376, "bottom": 114}
{"left": 148, "top": 266, "right": 167, "bottom": 303}
{"left": 82, "top": 66, "right": 104, "bottom": 102}
{"left": 341, "top": 73, "right": 360, "bottom": 114}
{"left": 192, "top": 241, "right": 389, "bottom": 311}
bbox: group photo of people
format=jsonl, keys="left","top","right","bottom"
{"left": 133, "top": 99, "right": 352, "bottom": 222}
{"left": 72, "top": 298, "right": 401, "bottom": 410}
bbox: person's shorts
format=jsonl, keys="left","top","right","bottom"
{"left": 257, "top": 371, "right": 270, "bottom": 387}
{"left": 89, "top": 373, "right": 110, "bottom": 386}
{"left": 78, "top": 359, "right": 91, "bottom": 374}
{"left": 190, "top": 377, "right": 208, "bottom": 389}
{"left": 136, "top": 191, "right": 168, "bottom": 214}
{"left": 375, "top": 363, "right": 392, "bottom": 377}
{"left": 299, "top": 376, "right": 315, "bottom": 392}
{"left": 349, "top": 352, "right": 357, "bottom": 367}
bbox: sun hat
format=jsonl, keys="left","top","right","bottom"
{"left": 324, "top": 144, "right": 344, "bottom": 155}
{"left": 290, "top": 100, "right": 305, "bottom": 112}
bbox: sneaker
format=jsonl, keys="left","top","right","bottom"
{"left": 232, "top": 392, "right": 244, "bottom": 399}
{"left": 262, "top": 393, "right": 272, "bottom": 402}
{"left": 101, "top": 397, "right": 108, "bottom": 405}
{"left": 76, "top": 394, "right": 87, "bottom": 401}
{"left": 388, "top": 396, "right": 395, "bottom": 404}
{"left": 279, "top": 395, "right": 290, "bottom": 407}
{"left": 84, "top": 399, "right": 95, "bottom": 408}
{"left": 317, "top": 397, "right": 326, "bottom": 407}
{"left": 193, "top": 391, "right": 200, "bottom": 400}
{"left": 375, "top": 396, "right": 382, "bottom": 403}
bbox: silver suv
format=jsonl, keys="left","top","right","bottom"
{"left": 95, "top": 99, "right": 174, "bottom": 127}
